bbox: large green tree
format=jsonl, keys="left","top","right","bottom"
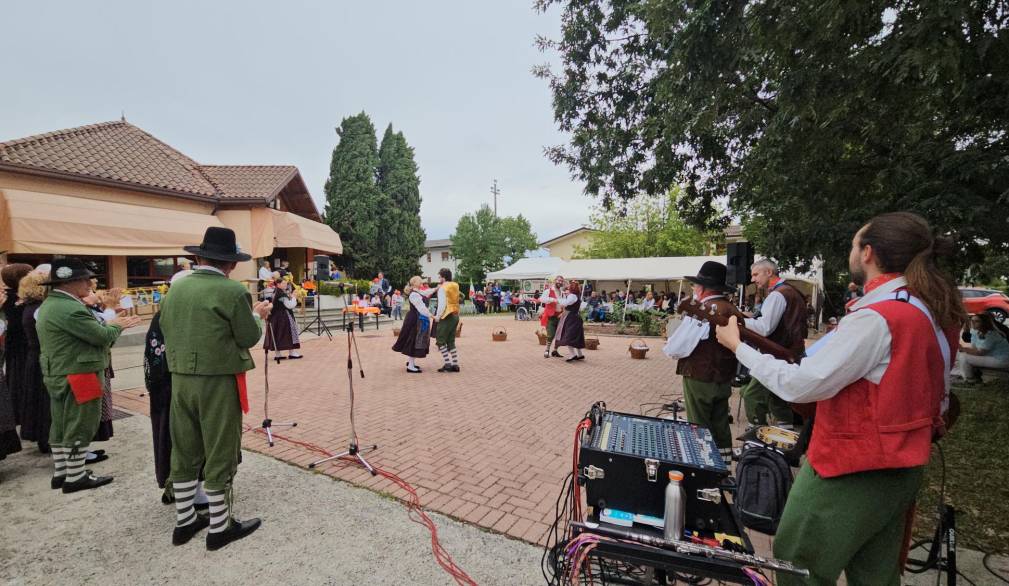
{"left": 324, "top": 112, "right": 387, "bottom": 277}
{"left": 535, "top": 1, "right": 1009, "bottom": 275}
{"left": 574, "top": 188, "right": 712, "bottom": 259}
{"left": 377, "top": 124, "right": 426, "bottom": 287}
{"left": 450, "top": 205, "right": 538, "bottom": 283}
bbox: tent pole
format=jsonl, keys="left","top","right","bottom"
{"left": 622, "top": 279, "right": 631, "bottom": 323}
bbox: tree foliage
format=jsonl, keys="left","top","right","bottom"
{"left": 574, "top": 188, "right": 712, "bottom": 259}
{"left": 535, "top": 1, "right": 1009, "bottom": 275}
{"left": 324, "top": 112, "right": 386, "bottom": 277}
{"left": 377, "top": 124, "right": 427, "bottom": 287}
{"left": 450, "top": 205, "right": 538, "bottom": 283}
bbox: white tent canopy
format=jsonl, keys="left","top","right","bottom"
{"left": 486, "top": 255, "right": 822, "bottom": 288}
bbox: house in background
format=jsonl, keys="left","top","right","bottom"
{"left": 420, "top": 238, "right": 457, "bottom": 281}
{"left": 0, "top": 120, "right": 342, "bottom": 288}
{"left": 540, "top": 227, "right": 597, "bottom": 260}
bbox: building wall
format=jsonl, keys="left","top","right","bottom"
{"left": 215, "top": 208, "right": 258, "bottom": 286}
{"left": 419, "top": 246, "right": 458, "bottom": 281}
{"left": 544, "top": 231, "right": 595, "bottom": 261}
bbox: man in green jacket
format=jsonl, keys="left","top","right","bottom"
{"left": 159, "top": 227, "right": 272, "bottom": 550}
{"left": 37, "top": 258, "right": 140, "bottom": 493}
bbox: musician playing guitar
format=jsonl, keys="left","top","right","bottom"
{"left": 662, "top": 261, "right": 738, "bottom": 460}
{"left": 714, "top": 213, "right": 964, "bottom": 586}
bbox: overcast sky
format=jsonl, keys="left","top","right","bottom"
{"left": 0, "top": 0, "right": 590, "bottom": 243}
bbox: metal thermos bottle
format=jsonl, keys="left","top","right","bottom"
{"left": 664, "top": 470, "right": 685, "bottom": 542}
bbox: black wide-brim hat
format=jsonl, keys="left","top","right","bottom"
{"left": 42, "top": 258, "right": 96, "bottom": 285}
{"left": 684, "top": 261, "right": 732, "bottom": 292}
{"left": 184, "top": 227, "right": 251, "bottom": 262}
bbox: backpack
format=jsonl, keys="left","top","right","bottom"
{"left": 733, "top": 442, "right": 793, "bottom": 535}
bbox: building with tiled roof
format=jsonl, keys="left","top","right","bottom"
{"left": 0, "top": 120, "right": 341, "bottom": 289}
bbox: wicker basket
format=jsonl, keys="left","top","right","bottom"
{"left": 629, "top": 338, "right": 649, "bottom": 359}
{"left": 492, "top": 328, "right": 508, "bottom": 342}
{"left": 585, "top": 338, "right": 600, "bottom": 350}
{"left": 392, "top": 327, "right": 401, "bottom": 337}
{"left": 536, "top": 329, "right": 548, "bottom": 346}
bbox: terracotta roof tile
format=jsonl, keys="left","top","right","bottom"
{"left": 0, "top": 121, "right": 218, "bottom": 197}
{"left": 199, "top": 165, "right": 298, "bottom": 199}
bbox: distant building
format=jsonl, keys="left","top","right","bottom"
{"left": 540, "top": 227, "right": 597, "bottom": 260}
{"left": 420, "top": 239, "right": 457, "bottom": 281}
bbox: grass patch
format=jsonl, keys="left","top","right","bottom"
{"left": 915, "top": 379, "right": 1009, "bottom": 554}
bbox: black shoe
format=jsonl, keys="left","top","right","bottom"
{"left": 449, "top": 365, "right": 460, "bottom": 372}
{"left": 62, "top": 471, "right": 113, "bottom": 494}
{"left": 437, "top": 364, "right": 452, "bottom": 372}
{"left": 172, "top": 515, "right": 211, "bottom": 546}
{"left": 206, "top": 518, "right": 262, "bottom": 551}
{"left": 195, "top": 501, "right": 210, "bottom": 512}
{"left": 551, "top": 351, "right": 562, "bottom": 357}
{"left": 288, "top": 355, "right": 303, "bottom": 360}
{"left": 51, "top": 475, "right": 65, "bottom": 490}
{"left": 90, "top": 449, "right": 106, "bottom": 457}
{"left": 575, "top": 355, "right": 585, "bottom": 361}
{"left": 38, "top": 442, "right": 51, "bottom": 455}
{"left": 406, "top": 367, "right": 422, "bottom": 374}
{"left": 86, "top": 453, "right": 109, "bottom": 464}
{"left": 566, "top": 356, "right": 578, "bottom": 362}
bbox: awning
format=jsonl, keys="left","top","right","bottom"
{"left": 268, "top": 209, "right": 342, "bottom": 255}
{"left": 0, "top": 188, "right": 224, "bottom": 256}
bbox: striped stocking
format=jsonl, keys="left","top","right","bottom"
{"left": 174, "top": 480, "right": 199, "bottom": 528}
{"left": 206, "top": 489, "right": 230, "bottom": 534}
{"left": 448, "top": 347, "right": 459, "bottom": 366}
{"left": 438, "top": 345, "right": 451, "bottom": 366}
{"left": 51, "top": 446, "right": 68, "bottom": 480}
{"left": 65, "top": 444, "right": 89, "bottom": 483}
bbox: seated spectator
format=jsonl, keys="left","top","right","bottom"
{"left": 955, "top": 313, "right": 1009, "bottom": 382}
{"left": 587, "top": 291, "right": 606, "bottom": 322}
{"left": 642, "top": 291, "right": 655, "bottom": 311}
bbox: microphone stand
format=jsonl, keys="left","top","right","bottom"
{"left": 309, "top": 292, "right": 377, "bottom": 474}
{"left": 261, "top": 304, "right": 297, "bottom": 447}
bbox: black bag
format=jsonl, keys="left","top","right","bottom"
{"left": 734, "top": 442, "right": 793, "bottom": 535}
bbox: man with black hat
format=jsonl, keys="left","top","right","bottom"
{"left": 159, "top": 227, "right": 272, "bottom": 550}
{"left": 37, "top": 258, "right": 141, "bottom": 493}
{"left": 662, "top": 261, "right": 737, "bottom": 459}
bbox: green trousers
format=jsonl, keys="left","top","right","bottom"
{"left": 741, "top": 377, "right": 794, "bottom": 426}
{"left": 436, "top": 312, "right": 459, "bottom": 349}
{"left": 169, "top": 373, "right": 243, "bottom": 492}
{"left": 45, "top": 373, "right": 103, "bottom": 449}
{"left": 545, "top": 315, "right": 559, "bottom": 346}
{"left": 774, "top": 463, "right": 924, "bottom": 586}
{"left": 681, "top": 377, "right": 733, "bottom": 450}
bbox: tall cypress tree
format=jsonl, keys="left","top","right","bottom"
{"left": 324, "top": 112, "right": 387, "bottom": 278}
{"left": 376, "top": 124, "right": 426, "bottom": 288}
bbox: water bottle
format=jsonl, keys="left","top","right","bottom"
{"left": 664, "top": 470, "right": 685, "bottom": 542}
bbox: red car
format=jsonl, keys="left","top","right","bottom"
{"left": 960, "top": 287, "right": 1009, "bottom": 323}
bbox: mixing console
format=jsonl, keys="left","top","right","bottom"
{"left": 590, "top": 412, "right": 727, "bottom": 472}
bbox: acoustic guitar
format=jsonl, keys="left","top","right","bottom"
{"left": 675, "top": 297, "right": 799, "bottom": 363}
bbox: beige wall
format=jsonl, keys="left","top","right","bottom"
{"left": 215, "top": 208, "right": 258, "bottom": 286}
{"left": 545, "top": 231, "right": 595, "bottom": 261}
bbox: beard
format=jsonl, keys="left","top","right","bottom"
{"left": 850, "top": 261, "right": 866, "bottom": 287}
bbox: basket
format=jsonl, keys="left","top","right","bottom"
{"left": 536, "top": 329, "right": 548, "bottom": 346}
{"left": 492, "top": 328, "right": 508, "bottom": 342}
{"left": 585, "top": 338, "right": 600, "bottom": 350}
{"left": 392, "top": 327, "right": 401, "bottom": 337}
{"left": 629, "top": 338, "right": 649, "bottom": 359}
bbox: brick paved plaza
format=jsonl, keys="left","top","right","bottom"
{"left": 114, "top": 315, "right": 759, "bottom": 548}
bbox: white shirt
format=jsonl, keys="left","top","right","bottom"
{"left": 744, "top": 287, "right": 787, "bottom": 336}
{"left": 194, "top": 265, "right": 226, "bottom": 276}
{"left": 409, "top": 291, "right": 432, "bottom": 318}
{"left": 642, "top": 298, "right": 655, "bottom": 310}
{"left": 436, "top": 285, "right": 446, "bottom": 318}
{"left": 539, "top": 288, "right": 559, "bottom": 307}
{"left": 258, "top": 266, "right": 273, "bottom": 280}
{"left": 662, "top": 294, "right": 725, "bottom": 359}
{"left": 734, "top": 278, "right": 913, "bottom": 403}
{"left": 558, "top": 293, "right": 578, "bottom": 307}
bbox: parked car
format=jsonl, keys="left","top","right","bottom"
{"left": 960, "top": 287, "right": 1009, "bottom": 323}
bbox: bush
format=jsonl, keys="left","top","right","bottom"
{"left": 317, "top": 279, "right": 375, "bottom": 297}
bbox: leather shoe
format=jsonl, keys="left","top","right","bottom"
{"left": 86, "top": 453, "right": 109, "bottom": 464}
{"left": 406, "top": 367, "right": 422, "bottom": 374}
{"left": 437, "top": 364, "right": 452, "bottom": 372}
{"left": 62, "top": 471, "right": 113, "bottom": 494}
{"left": 551, "top": 350, "right": 562, "bottom": 357}
{"left": 51, "top": 475, "right": 65, "bottom": 490}
{"left": 206, "top": 517, "right": 262, "bottom": 551}
{"left": 172, "top": 514, "right": 211, "bottom": 546}
{"left": 449, "top": 365, "right": 460, "bottom": 372}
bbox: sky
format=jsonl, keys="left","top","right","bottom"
{"left": 0, "top": 0, "right": 591, "bottom": 243}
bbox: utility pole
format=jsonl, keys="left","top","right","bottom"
{"left": 491, "top": 179, "right": 500, "bottom": 217}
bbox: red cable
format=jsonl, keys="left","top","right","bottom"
{"left": 243, "top": 425, "right": 478, "bottom": 585}
{"left": 572, "top": 419, "right": 591, "bottom": 523}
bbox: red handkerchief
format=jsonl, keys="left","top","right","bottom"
{"left": 67, "top": 373, "right": 102, "bottom": 405}
{"left": 235, "top": 373, "right": 250, "bottom": 414}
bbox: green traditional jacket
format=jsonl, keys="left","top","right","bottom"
{"left": 36, "top": 289, "right": 123, "bottom": 377}
{"left": 159, "top": 268, "right": 262, "bottom": 375}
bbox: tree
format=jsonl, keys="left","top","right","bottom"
{"left": 450, "top": 205, "right": 538, "bottom": 283}
{"left": 574, "top": 188, "right": 712, "bottom": 259}
{"left": 324, "top": 112, "right": 387, "bottom": 277}
{"left": 377, "top": 124, "right": 427, "bottom": 287}
{"left": 535, "top": 1, "right": 1009, "bottom": 275}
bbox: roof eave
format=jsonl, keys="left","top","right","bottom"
{"left": 0, "top": 162, "right": 219, "bottom": 204}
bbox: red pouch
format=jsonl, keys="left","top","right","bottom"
{"left": 235, "top": 373, "right": 250, "bottom": 414}
{"left": 66, "top": 373, "right": 102, "bottom": 405}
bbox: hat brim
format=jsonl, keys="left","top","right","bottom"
{"left": 183, "top": 245, "right": 252, "bottom": 262}
{"left": 41, "top": 269, "right": 95, "bottom": 286}
{"left": 684, "top": 275, "right": 733, "bottom": 292}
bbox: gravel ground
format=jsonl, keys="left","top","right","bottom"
{"left": 0, "top": 415, "right": 542, "bottom": 585}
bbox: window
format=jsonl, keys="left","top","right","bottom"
{"left": 8, "top": 254, "right": 109, "bottom": 288}
{"left": 426, "top": 253, "right": 432, "bottom": 262}
{"left": 127, "top": 256, "right": 192, "bottom": 288}
{"left": 441, "top": 251, "right": 450, "bottom": 261}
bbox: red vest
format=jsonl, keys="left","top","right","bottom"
{"left": 807, "top": 297, "right": 957, "bottom": 478}
{"left": 540, "top": 289, "right": 559, "bottom": 326}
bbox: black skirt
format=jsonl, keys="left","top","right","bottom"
{"left": 555, "top": 304, "right": 586, "bottom": 350}
{"left": 18, "top": 303, "right": 51, "bottom": 444}
{"left": 264, "top": 307, "right": 301, "bottom": 351}
{"left": 392, "top": 305, "right": 430, "bottom": 358}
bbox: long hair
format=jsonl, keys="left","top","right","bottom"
{"left": 858, "top": 212, "right": 966, "bottom": 330}
{"left": 1, "top": 263, "right": 33, "bottom": 292}
{"left": 18, "top": 271, "right": 48, "bottom": 303}
{"left": 404, "top": 276, "right": 422, "bottom": 296}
